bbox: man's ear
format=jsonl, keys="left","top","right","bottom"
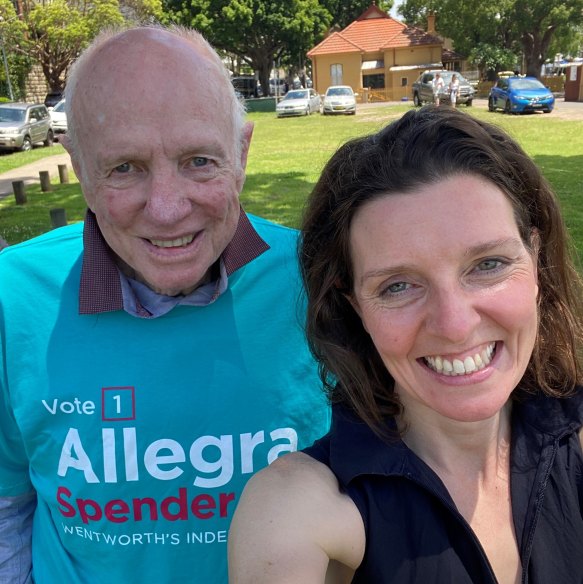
{"left": 60, "top": 135, "right": 94, "bottom": 211}
{"left": 235, "top": 122, "right": 254, "bottom": 193}
{"left": 59, "top": 135, "right": 83, "bottom": 185}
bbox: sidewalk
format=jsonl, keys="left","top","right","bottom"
{"left": 0, "top": 150, "right": 72, "bottom": 199}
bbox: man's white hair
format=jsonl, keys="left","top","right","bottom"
{"left": 64, "top": 25, "right": 247, "bottom": 179}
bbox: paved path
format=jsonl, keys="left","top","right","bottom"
{"left": 0, "top": 150, "right": 72, "bottom": 199}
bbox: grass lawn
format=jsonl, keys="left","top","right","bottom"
{"left": 1, "top": 103, "right": 583, "bottom": 261}
{"left": 0, "top": 143, "right": 66, "bottom": 174}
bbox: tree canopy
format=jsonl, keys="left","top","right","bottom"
{"left": 164, "top": 0, "right": 394, "bottom": 94}
{"left": 398, "top": 0, "right": 583, "bottom": 77}
{"left": 1, "top": 0, "right": 165, "bottom": 97}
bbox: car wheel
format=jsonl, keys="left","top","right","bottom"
{"left": 413, "top": 93, "right": 421, "bottom": 107}
{"left": 43, "top": 129, "right": 54, "bottom": 147}
{"left": 19, "top": 136, "right": 32, "bottom": 152}
{"left": 466, "top": 99, "right": 472, "bottom": 107}
{"left": 543, "top": 108, "right": 552, "bottom": 114}
{"left": 488, "top": 98, "right": 495, "bottom": 112}
{"left": 504, "top": 100, "right": 512, "bottom": 115}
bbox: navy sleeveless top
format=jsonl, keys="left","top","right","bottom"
{"left": 304, "top": 392, "right": 583, "bottom": 583}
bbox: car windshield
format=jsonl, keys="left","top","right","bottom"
{"left": 327, "top": 87, "right": 353, "bottom": 96}
{"left": 509, "top": 78, "right": 545, "bottom": 90}
{"left": 53, "top": 100, "right": 66, "bottom": 113}
{"left": 284, "top": 90, "right": 309, "bottom": 100}
{"left": 0, "top": 108, "right": 25, "bottom": 123}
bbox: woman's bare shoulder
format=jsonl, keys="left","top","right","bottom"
{"left": 228, "top": 452, "right": 365, "bottom": 583}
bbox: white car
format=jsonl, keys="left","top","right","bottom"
{"left": 276, "top": 89, "right": 321, "bottom": 117}
{"left": 322, "top": 86, "right": 357, "bottom": 115}
{"left": 48, "top": 99, "right": 68, "bottom": 137}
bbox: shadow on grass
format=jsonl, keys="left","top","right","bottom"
{"left": 240, "top": 171, "right": 314, "bottom": 229}
{"left": 0, "top": 182, "right": 86, "bottom": 245}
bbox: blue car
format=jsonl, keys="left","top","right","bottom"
{"left": 488, "top": 76, "right": 555, "bottom": 114}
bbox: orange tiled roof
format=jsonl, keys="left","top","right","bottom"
{"left": 309, "top": 5, "right": 441, "bottom": 57}
{"left": 307, "top": 31, "right": 364, "bottom": 57}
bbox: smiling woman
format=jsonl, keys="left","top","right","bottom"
{"left": 228, "top": 106, "right": 583, "bottom": 584}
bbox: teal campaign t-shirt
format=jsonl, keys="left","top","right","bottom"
{"left": 0, "top": 216, "right": 330, "bottom": 583}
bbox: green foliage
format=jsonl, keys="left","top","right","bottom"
{"left": 11, "top": 0, "right": 165, "bottom": 95}
{"left": 469, "top": 44, "right": 517, "bottom": 80}
{"left": 0, "top": 0, "right": 30, "bottom": 100}
{"left": 166, "top": 0, "right": 332, "bottom": 95}
{"left": 400, "top": 0, "right": 583, "bottom": 77}
{"left": 319, "top": 0, "right": 393, "bottom": 29}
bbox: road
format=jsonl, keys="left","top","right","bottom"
{"left": 357, "top": 97, "right": 583, "bottom": 120}
{"left": 0, "top": 151, "right": 72, "bottom": 198}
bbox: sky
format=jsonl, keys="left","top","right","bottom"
{"left": 389, "top": 0, "right": 405, "bottom": 19}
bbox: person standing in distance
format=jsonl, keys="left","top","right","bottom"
{"left": 0, "top": 25, "right": 329, "bottom": 584}
{"left": 432, "top": 71, "right": 445, "bottom": 105}
{"left": 449, "top": 73, "right": 460, "bottom": 107}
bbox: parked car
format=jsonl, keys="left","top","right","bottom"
{"left": 488, "top": 76, "right": 555, "bottom": 114}
{"left": 269, "top": 78, "right": 288, "bottom": 96}
{"left": 276, "top": 89, "right": 321, "bottom": 117}
{"left": 44, "top": 91, "right": 63, "bottom": 108}
{"left": 0, "top": 102, "right": 54, "bottom": 152}
{"left": 231, "top": 76, "right": 262, "bottom": 98}
{"left": 322, "top": 85, "right": 357, "bottom": 115}
{"left": 48, "top": 98, "right": 67, "bottom": 137}
{"left": 412, "top": 70, "right": 475, "bottom": 106}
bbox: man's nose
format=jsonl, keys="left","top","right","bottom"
{"left": 144, "top": 171, "right": 193, "bottom": 224}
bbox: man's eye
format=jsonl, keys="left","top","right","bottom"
{"left": 113, "top": 162, "right": 132, "bottom": 174}
{"left": 191, "top": 157, "right": 208, "bottom": 167}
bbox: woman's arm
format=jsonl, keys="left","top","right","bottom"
{"left": 228, "top": 452, "right": 365, "bottom": 584}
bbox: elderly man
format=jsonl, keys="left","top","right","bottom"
{"left": 0, "top": 26, "right": 329, "bottom": 583}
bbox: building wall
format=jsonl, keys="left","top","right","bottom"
{"left": 386, "top": 45, "right": 441, "bottom": 100}
{"left": 311, "top": 52, "right": 363, "bottom": 94}
{"left": 313, "top": 43, "right": 444, "bottom": 102}
{"left": 24, "top": 64, "right": 48, "bottom": 104}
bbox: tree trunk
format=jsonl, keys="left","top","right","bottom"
{"left": 521, "top": 24, "right": 556, "bottom": 78}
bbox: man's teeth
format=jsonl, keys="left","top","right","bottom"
{"left": 149, "top": 235, "right": 194, "bottom": 248}
{"left": 424, "top": 343, "right": 495, "bottom": 376}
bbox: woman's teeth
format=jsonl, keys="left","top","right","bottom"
{"left": 424, "top": 342, "right": 496, "bottom": 376}
{"left": 149, "top": 235, "right": 194, "bottom": 248}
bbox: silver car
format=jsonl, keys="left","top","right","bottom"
{"left": 0, "top": 103, "right": 54, "bottom": 152}
{"left": 276, "top": 89, "right": 321, "bottom": 117}
{"left": 49, "top": 99, "right": 68, "bottom": 137}
{"left": 322, "top": 86, "right": 357, "bottom": 115}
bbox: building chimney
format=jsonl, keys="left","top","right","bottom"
{"left": 427, "top": 11, "right": 436, "bottom": 34}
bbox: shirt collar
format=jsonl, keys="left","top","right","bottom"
{"left": 79, "top": 208, "right": 269, "bottom": 315}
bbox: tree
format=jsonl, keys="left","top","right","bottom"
{"left": 399, "top": 0, "right": 583, "bottom": 77}
{"left": 165, "top": 0, "right": 332, "bottom": 97}
{"left": 319, "top": 0, "right": 393, "bottom": 29}
{"left": 509, "top": 0, "right": 583, "bottom": 76}
{"left": 13, "top": 0, "right": 165, "bottom": 96}
{"left": 0, "top": 0, "right": 30, "bottom": 99}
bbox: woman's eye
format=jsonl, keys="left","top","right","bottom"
{"left": 477, "top": 259, "right": 503, "bottom": 272}
{"left": 384, "top": 281, "right": 410, "bottom": 294}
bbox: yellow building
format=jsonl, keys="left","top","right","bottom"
{"left": 308, "top": 4, "right": 445, "bottom": 102}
